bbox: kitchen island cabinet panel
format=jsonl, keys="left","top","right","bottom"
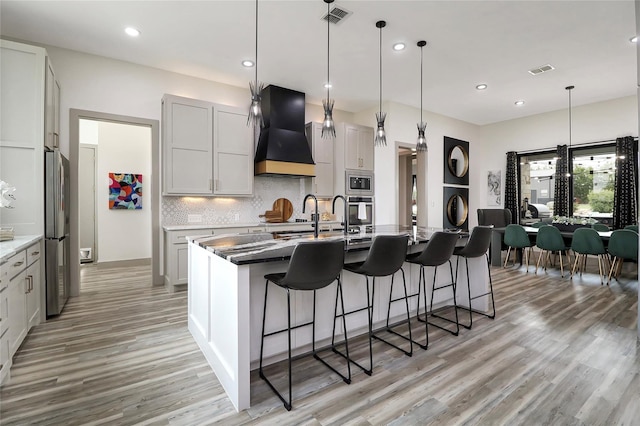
{"left": 187, "top": 227, "right": 489, "bottom": 411}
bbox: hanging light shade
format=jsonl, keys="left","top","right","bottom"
{"left": 565, "top": 85, "right": 574, "bottom": 177}
{"left": 247, "top": 0, "right": 264, "bottom": 128}
{"left": 321, "top": 0, "right": 336, "bottom": 139}
{"left": 374, "top": 20, "right": 387, "bottom": 147}
{"left": 416, "top": 40, "right": 427, "bottom": 152}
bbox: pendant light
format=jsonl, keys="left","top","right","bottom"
{"left": 247, "top": 0, "right": 264, "bottom": 128}
{"left": 565, "top": 85, "right": 574, "bottom": 177}
{"left": 415, "top": 40, "right": 427, "bottom": 152}
{"left": 321, "top": 0, "right": 336, "bottom": 139}
{"left": 374, "top": 20, "right": 387, "bottom": 147}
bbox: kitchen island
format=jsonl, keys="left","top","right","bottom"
{"left": 187, "top": 226, "right": 490, "bottom": 411}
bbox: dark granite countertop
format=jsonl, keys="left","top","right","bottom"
{"left": 187, "top": 225, "right": 468, "bottom": 265}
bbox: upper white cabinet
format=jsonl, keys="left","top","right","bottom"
{"left": 45, "top": 57, "right": 61, "bottom": 149}
{"left": 162, "top": 94, "right": 253, "bottom": 196}
{"left": 305, "top": 122, "right": 334, "bottom": 198}
{"left": 0, "top": 40, "right": 49, "bottom": 235}
{"left": 213, "top": 105, "right": 253, "bottom": 195}
{"left": 162, "top": 95, "right": 214, "bottom": 195}
{"left": 344, "top": 123, "right": 374, "bottom": 171}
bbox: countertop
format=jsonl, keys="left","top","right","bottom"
{"left": 163, "top": 221, "right": 342, "bottom": 231}
{"left": 0, "top": 235, "right": 43, "bottom": 263}
{"left": 188, "top": 225, "right": 468, "bottom": 265}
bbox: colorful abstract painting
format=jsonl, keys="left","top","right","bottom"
{"left": 109, "top": 173, "right": 142, "bottom": 209}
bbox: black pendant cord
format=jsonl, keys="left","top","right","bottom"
{"left": 420, "top": 44, "right": 423, "bottom": 123}
{"left": 254, "top": 0, "right": 258, "bottom": 88}
{"left": 379, "top": 23, "right": 382, "bottom": 114}
{"left": 326, "top": 0, "right": 330, "bottom": 101}
{"left": 566, "top": 85, "right": 574, "bottom": 149}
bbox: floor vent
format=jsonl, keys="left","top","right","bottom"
{"left": 528, "top": 64, "right": 555, "bottom": 75}
{"left": 322, "top": 6, "right": 351, "bottom": 24}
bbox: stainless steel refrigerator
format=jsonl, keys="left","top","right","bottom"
{"left": 45, "top": 149, "right": 70, "bottom": 317}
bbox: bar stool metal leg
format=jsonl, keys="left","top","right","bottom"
{"left": 374, "top": 268, "right": 414, "bottom": 355}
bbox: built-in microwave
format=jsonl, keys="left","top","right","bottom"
{"left": 345, "top": 169, "right": 374, "bottom": 196}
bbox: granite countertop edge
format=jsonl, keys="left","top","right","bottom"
{"left": 186, "top": 226, "right": 464, "bottom": 266}
{"left": 0, "top": 235, "right": 44, "bottom": 263}
{"left": 163, "top": 221, "right": 342, "bottom": 231}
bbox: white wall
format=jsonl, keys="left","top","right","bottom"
{"left": 477, "top": 95, "right": 638, "bottom": 224}
{"left": 96, "top": 121, "right": 151, "bottom": 262}
{"left": 354, "top": 101, "right": 481, "bottom": 228}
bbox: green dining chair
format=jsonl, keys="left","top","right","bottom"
{"left": 535, "top": 225, "right": 571, "bottom": 277}
{"left": 503, "top": 224, "right": 534, "bottom": 271}
{"left": 624, "top": 224, "right": 639, "bottom": 233}
{"left": 592, "top": 223, "right": 610, "bottom": 232}
{"left": 570, "top": 227, "right": 609, "bottom": 284}
{"left": 607, "top": 229, "right": 638, "bottom": 284}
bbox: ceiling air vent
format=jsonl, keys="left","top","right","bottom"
{"left": 528, "top": 64, "right": 555, "bottom": 76}
{"left": 322, "top": 6, "right": 351, "bottom": 24}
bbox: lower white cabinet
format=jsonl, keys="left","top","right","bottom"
{"left": 164, "top": 227, "right": 258, "bottom": 293}
{"left": 1, "top": 239, "right": 43, "bottom": 385}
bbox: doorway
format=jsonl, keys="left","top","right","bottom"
{"left": 397, "top": 142, "right": 427, "bottom": 227}
{"left": 69, "top": 110, "right": 161, "bottom": 297}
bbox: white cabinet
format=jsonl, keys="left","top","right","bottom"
{"left": 45, "top": 57, "right": 61, "bottom": 149}
{"left": 0, "top": 261, "right": 10, "bottom": 384}
{"left": 0, "top": 239, "right": 43, "bottom": 384}
{"left": 162, "top": 95, "right": 253, "bottom": 196}
{"left": 344, "top": 123, "right": 374, "bottom": 171}
{"left": 7, "top": 268, "right": 27, "bottom": 358}
{"left": 26, "top": 244, "right": 42, "bottom": 329}
{"left": 164, "top": 227, "right": 256, "bottom": 293}
{"left": 213, "top": 105, "right": 253, "bottom": 195}
{"left": 0, "top": 40, "right": 48, "bottom": 236}
{"left": 306, "top": 122, "right": 334, "bottom": 198}
{"left": 162, "top": 95, "right": 214, "bottom": 195}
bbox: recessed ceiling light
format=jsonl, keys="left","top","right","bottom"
{"left": 631, "top": 36, "right": 638, "bottom": 43}
{"left": 241, "top": 60, "right": 255, "bottom": 67}
{"left": 392, "top": 43, "right": 406, "bottom": 51}
{"left": 514, "top": 100, "right": 525, "bottom": 106}
{"left": 125, "top": 27, "right": 140, "bottom": 37}
{"left": 476, "top": 84, "right": 488, "bottom": 90}
{"left": 324, "top": 82, "right": 332, "bottom": 89}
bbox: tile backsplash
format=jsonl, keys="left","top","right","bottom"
{"left": 162, "top": 177, "right": 335, "bottom": 225}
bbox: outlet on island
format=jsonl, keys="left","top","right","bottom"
{"left": 234, "top": 213, "right": 240, "bottom": 222}
{"left": 188, "top": 214, "right": 203, "bottom": 223}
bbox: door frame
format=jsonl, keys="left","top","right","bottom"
{"left": 79, "top": 143, "right": 98, "bottom": 263}
{"left": 69, "top": 109, "right": 161, "bottom": 296}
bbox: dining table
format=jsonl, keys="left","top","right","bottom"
{"left": 489, "top": 225, "right": 612, "bottom": 267}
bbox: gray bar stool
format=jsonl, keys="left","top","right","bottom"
{"left": 259, "top": 239, "right": 350, "bottom": 411}
{"left": 453, "top": 225, "right": 495, "bottom": 329}
{"left": 334, "top": 234, "right": 410, "bottom": 375}
{"left": 405, "top": 231, "right": 461, "bottom": 347}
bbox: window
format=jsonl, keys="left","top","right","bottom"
{"left": 570, "top": 144, "right": 616, "bottom": 220}
{"left": 518, "top": 151, "right": 557, "bottom": 219}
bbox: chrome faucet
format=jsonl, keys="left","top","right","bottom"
{"left": 332, "top": 195, "right": 348, "bottom": 235}
{"left": 302, "top": 194, "right": 319, "bottom": 238}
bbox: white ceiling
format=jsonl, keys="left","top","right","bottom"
{"left": 1, "top": 0, "right": 636, "bottom": 125}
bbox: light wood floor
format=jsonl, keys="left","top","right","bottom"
{"left": 1, "top": 259, "right": 638, "bottom": 425}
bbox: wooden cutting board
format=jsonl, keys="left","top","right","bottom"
{"left": 273, "top": 198, "right": 293, "bottom": 222}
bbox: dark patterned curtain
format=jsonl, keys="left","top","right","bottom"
{"left": 505, "top": 151, "right": 518, "bottom": 224}
{"left": 613, "top": 136, "right": 638, "bottom": 229}
{"left": 553, "top": 144, "right": 569, "bottom": 217}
